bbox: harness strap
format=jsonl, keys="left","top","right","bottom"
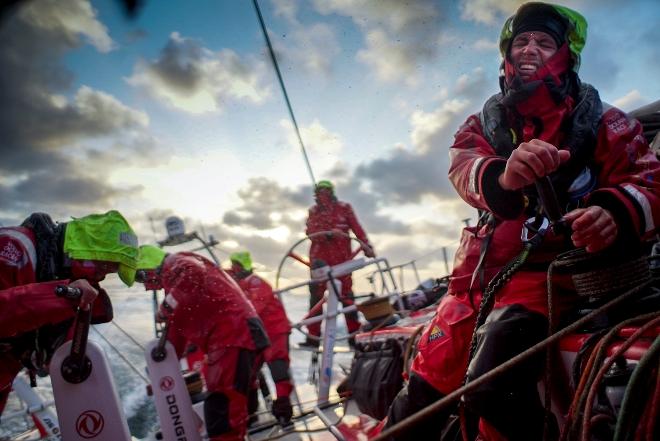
{"left": 468, "top": 213, "right": 497, "bottom": 308}
{"left": 464, "top": 214, "right": 550, "bottom": 380}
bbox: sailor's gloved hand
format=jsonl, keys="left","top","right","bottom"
{"left": 499, "top": 139, "right": 571, "bottom": 190}
{"left": 155, "top": 310, "right": 169, "bottom": 323}
{"left": 272, "top": 396, "right": 293, "bottom": 425}
{"left": 563, "top": 206, "right": 618, "bottom": 253}
{"left": 363, "top": 243, "right": 375, "bottom": 258}
{"left": 68, "top": 279, "right": 98, "bottom": 311}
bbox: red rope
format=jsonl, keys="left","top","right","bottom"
{"left": 580, "top": 315, "right": 660, "bottom": 441}
{"left": 644, "top": 367, "right": 660, "bottom": 441}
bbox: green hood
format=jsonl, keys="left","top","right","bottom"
{"left": 315, "top": 180, "right": 334, "bottom": 193}
{"left": 137, "top": 245, "right": 167, "bottom": 271}
{"left": 230, "top": 251, "right": 252, "bottom": 272}
{"left": 499, "top": 2, "right": 587, "bottom": 72}
{"left": 63, "top": 210, "right": 139, "bottom": 286}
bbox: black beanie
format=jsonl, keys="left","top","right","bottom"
{"left": 511, "top": 3, "right": 568, "bottom": 47}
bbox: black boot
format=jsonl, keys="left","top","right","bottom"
{"left": 272, "top": 396, "right": 293, "bottom": 427}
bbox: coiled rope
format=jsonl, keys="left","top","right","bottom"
{"left": 371, "top": 279, "right": 654, "bottom": 441}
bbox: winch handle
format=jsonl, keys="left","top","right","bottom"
{"left": 535, "top": 176, "right": 563, "bottom": 223}
{"left": 535, "top": 176, "right": 568, "bottom": 235}
{"left": 55, "top": 285, "right": 82, "bottom": 301}
{"left": 151, "top": 321, "right": 170, "bottom": 362}
{"left": 55, "top": 284, "right": 92, "bottom": 384}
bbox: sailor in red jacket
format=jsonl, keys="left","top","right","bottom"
{"left": 383, "top": 3, "right": 660, "bottom": 441}
{"left": 0, "top": 211, "right": 139, "bottom": 416}
{"left": 227, "top": 251, "right": 294, "bottom": 425}
{"left": 136, "top": 246, "right": 270, "bottom": 441}
{"left": 303, "top": 180, "right": 375, "bottom": 347}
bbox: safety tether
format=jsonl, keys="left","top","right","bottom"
{"left": 465, "top": 215, "right": 550, "bottom": 375}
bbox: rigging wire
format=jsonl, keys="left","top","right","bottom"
{"left": 91, "top": 326, "right": 149, "bottom": 384}
{"left": 111, "top": 320, "right": 146, "bottom": 351}
{"left": 252, "top": 0, "right": 317, "bottom": 187}
{"left": 408, "top": 239, "right": 460, "bottom": 263}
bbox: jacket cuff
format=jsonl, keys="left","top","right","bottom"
{"left": 480, "top": 159, "right": 525, "bottom": 219}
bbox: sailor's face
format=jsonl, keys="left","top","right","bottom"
{"left": 70, "top": 259, "right": 119, "bottom": 282}
{"left": 315, "top": 189, "right": 333, "bottom": 205}
{"left": 136, "top": 269, "right": 162, "bottom": 291}
{"left": 510, "top": 31, "right": 558, "bottom": 81}
{"left": 231, "top": 261, "right": 243, "bottom": 274}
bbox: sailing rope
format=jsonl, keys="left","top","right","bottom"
{"left": 252, "top": 0, "right": 317, "bottom": 188}
{"left": 371, "top": 279, "right": 655, "bottom": 441}
{"left": 111, "top": 320, "right": 145, "bottom": 351}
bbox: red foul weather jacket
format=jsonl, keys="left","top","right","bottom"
{"left": 412, "top": 103, "right": 660, "bottom": 395}
{"left": 231, "top": 272, "right": 290, "bottom": 337}
{"left": 448, "top": 106, "right": 660, "bottom": 296}
{"left": 159, "top": 252, "right": 270, "bottom": 359}
{"left": 0, "top": 227, "right": 111, "bottom": 413}
{"left": 306, "top": 201, "right": 371, "bottom": 266}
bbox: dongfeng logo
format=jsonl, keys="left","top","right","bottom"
{"left": 160, "top": 376, "right": 175, "bottom": 391}
{"left": 76, "top": 410, "right": 104, "bottom": 438}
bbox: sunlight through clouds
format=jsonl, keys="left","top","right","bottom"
{"left": 110, "top": 150, "right": 246, "bottom": 223}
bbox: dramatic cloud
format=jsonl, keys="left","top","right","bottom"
{"left": 332, "top": 176, "right": 411, "bottom": 236}
{"left": 219, "top": 177, "right": 404, "bottom": 275}
{"left": 19, "top": 0, "right": 115, "bottom": 52}
{"left": 280, "top": 118, "right": 345, "bottom": 164}
{"left": 314, "top": 0, "right": 444, "bottom": 84}
{"left": 220, "top": 176, "right": 411, "bottom": 269}
{"left": 285, "top": 23, "right": 340, "bottom": 75}
{"left": 355, "top": 68, "right": 489, "bottom": 204}
{"left": 271, "top": 0, "right": 299, "bottom": 23}
{"left": 222, "top": 177, "right": 309, "bottom": 231}
{"left": 355, "top": 148, "right": 452, "bottom": 204}
{"left": 0, "top": 0, "right": 152, "bottom": 221}
{"left": 453, "top": 67, "right": 490, "bottom": 102}
{"left": 139, "top": 211, "right": 299, "bottom": 286}
{"left": 10, "top": 173, "right": 138, "bottom": 208}
{"left": 473, "top": 38, "right": 498, "bottom": 51}
{"left": 459, "top": 0, "right": 524, "bottom": 25}
{"left": 357, "top": 29, "right": 425, "bottom": 85}
{"left": 613, "top": 90, "right": 647, "bottom": 112}
{"left": 127, "top": 32, "right": 272, "bottom": 113}
{"left": 579, "top": 34, "right": 621, "bottom": 93}
{"left": 269, "top": 0, "right": 341, "bottom": 77}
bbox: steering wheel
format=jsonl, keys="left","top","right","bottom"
{"left": 274, "top": 230, "right": 373, "bottom": 349}
{"left": 274, "top": 230, "right": 372, "bottom": 290}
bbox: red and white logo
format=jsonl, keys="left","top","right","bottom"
{"left": 76, "top": 410, "right": 104, "bottom": 438}
{"left": 0, "top": 242, "right": 22, "bottom": 263}
{"left": 160, "top": 376, "right": 175, "bottom": 391}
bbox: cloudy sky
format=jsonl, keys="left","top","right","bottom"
{"left": 1, "top": 0, "right": 659, "bottom": 287}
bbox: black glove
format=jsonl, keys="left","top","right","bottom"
{"left": 272, "top": 396, "right": 293, "bottom": 425}
{"left": 363, "top": 243, "right": 375, "bottom": 258}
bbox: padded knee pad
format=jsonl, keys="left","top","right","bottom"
{"left": 466, "top": 304, "right": 547, "bottom": 391}
{"left": 234, "top": 349, "right": 256, "bottom": 395}
{"left": 204, "top": 392, "right": 230, "bottom": 437}
{"left": 247, "top": 388, "right": 259, "bottom": 415}
{"left": 267, "top": 359, "right": 290, "bottom": 383}
{"left": 464, "top": 304, "right": 548, "bottom": 441}
{"left": 384, "top": 374, "right": 449, "bottom": 441}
